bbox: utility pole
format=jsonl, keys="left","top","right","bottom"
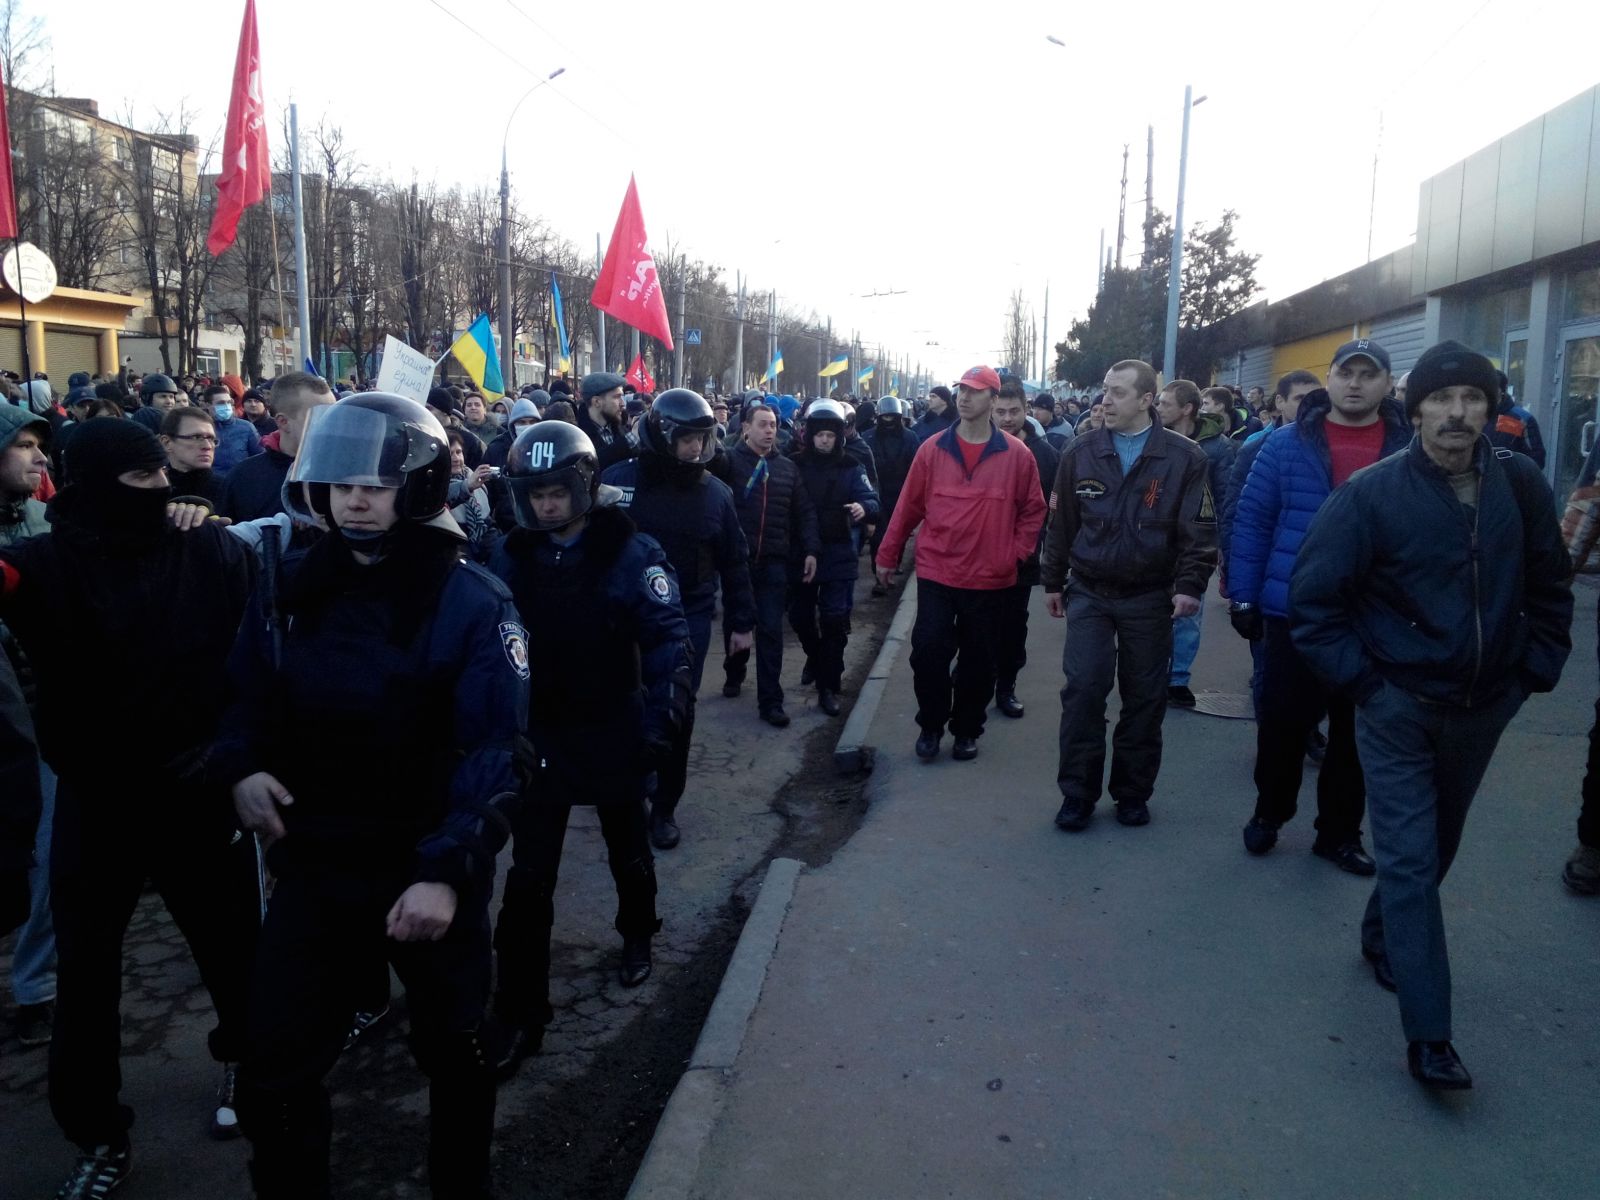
{"left": 768, "top": 289, "right": 777, "bottom": 387}
{"left": 290, "top": 104, "right": 312, "bottom": 369}
{"left": 1097, "top": 229, "right": 1105, "bottom": 294}
{"left": 673, "top": 281, "right": 685, "bottom": 387}
{"left": 732, "top": 272, "right": 746, "bottom": 391}
{"left": 1040, "top": 285, "right": 1049, "bottom": 384}
{"left": 1163, "top": 85, "right": 1199, "bottom": 384}
{"left": 498, "top": 148, "right": 514, "bottom": 392}
{"left": 1143, "top": 125, "right": 1155, "bottom": 263}
{"left": 821, "top": 316, "right": 831, "bottom": 398}
{"left": 594, "top": 234, "right": 606, "bottom": 373}
{"left": 1115, "top": 143, "right": 1129, "bottom": 270}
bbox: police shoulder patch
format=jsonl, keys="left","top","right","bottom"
{"left": 499, "top": 621, "right": 530, "bottom": 680}
{"left": 644, "top": 564, "right": 674, "bottom": 603}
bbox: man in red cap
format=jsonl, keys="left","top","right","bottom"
{"left": 875, "top": 366, "right": 1046, "bottom": 762}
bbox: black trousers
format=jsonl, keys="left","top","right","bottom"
{"left": 909, "top": 578, "right": 1003, "bottom": 740}
{"left": 238, "top": 865, "right": 495, "bottom": 1200}
{"left": 1252, "top": 617, "right": 1365, "bottom": 843}
{"left": 1056, "top": 582, "right": 1172, "bottom": 807}
{"left": 723, "top": 559, "right": 788, "bottom": 712}
{"left": 787, "top": 577, "right": 855, "bottom": 693}
{"left": 494, "top": 788, "right": 658, "bottom": 1031}
{"left": 48, "top": 773, "right": 259, "bottom": 1151}
{"left": 652, "top": 612, "right": 710, "bottom": 818}
{"left": 1578, "top": 601, "right": 1600, "bottom": 848}
{"left": 993, "top": 572, "right": 1036, "bottom": 691}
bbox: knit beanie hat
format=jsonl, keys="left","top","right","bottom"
{"left": 1404, "top": 340, "right": 1500, "bottom": 422}
{"left": 64, "top": 417, "right": 167, "bottom": 485}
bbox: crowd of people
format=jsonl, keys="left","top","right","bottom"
{"left": 0, "top": 333, "right": 1592, "bottom": 1196}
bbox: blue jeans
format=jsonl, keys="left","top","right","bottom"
{"left": 12, "top": 760, "right": 57, "bottom": 1006}
{"left": 1356, "top": 681, "right": 1522, "bottom": 1042}
{"left": 1168, "top": 593, "right": 1204, "bottom": 687}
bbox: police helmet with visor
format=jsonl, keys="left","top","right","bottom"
{"left": 505, "top": 421, "right": 601, "bottom": 531}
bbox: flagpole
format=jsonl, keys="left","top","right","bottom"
{"left": 594, "top": 234, "right": 606, "bottom": 373}
{"left": 266, "top": 177, "right": 289, "bottom": 381}
{"left": 289, "top": 103, "right": 312, "bottom": 370}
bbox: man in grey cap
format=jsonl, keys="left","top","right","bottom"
{"left": 577, "top": 372, "right": 635, "bottom": 473}
{"left": 1291, "top": 339, "right": 1572, "bottom": 1089}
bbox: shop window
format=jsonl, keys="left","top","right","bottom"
{"left": 1565, "top": 264, "right": 1600, "bottom": 323}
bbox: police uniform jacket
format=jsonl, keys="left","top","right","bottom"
{"left": 1041, "top": 415, "right": 1217, "bottom": 600}
{"left": 861, "top": 424, "right": 918, "bottom": 514}
{"left": 793, "top": 446, "right": 879, "bottom": 583}
{"left": 600, "top": 455, "right": 757, "bottom": 633}
{"left": 213, "top": 528, "right": 527, "bottom": 906}
{"left": 488, "top": 503, "right": 693, "bottom": 803}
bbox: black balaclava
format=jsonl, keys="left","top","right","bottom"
{"left": 53, "top": 418, "right": 171, "bottom": 543}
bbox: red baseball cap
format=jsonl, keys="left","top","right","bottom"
{"left": 958, "top": 365, "right": 1002, "bottom": 393}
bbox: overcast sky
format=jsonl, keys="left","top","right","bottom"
{"left": 22, "top": 0, "right": 1600, "bottom": 381}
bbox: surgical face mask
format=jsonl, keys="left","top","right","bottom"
{"left": 491, "top": 412, "right": 507, "bottom": 427}
{"left": 212, "top": 401, "right": 234, "bottom": 422}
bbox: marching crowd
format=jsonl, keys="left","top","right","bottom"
{"left": 0, "top": 333, "right": 1593, "bottom": 1197}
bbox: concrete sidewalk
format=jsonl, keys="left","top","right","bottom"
{"left": 645, "top": 581, "right": 1600, "bottom": 1199}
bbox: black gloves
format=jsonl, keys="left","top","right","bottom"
{"left": 1229, "top": 603, "right": 1264, "bottom": 642}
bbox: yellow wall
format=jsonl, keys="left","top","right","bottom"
{"left": 0, "top": 285, "right": 140, "bottom": 375}
{"left": 1270, "top": 324, "right": 1370, "bottom": 384}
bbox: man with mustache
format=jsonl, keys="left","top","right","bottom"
{"left": 1289, "top": 340, "right": 1572, "bottom": 1089}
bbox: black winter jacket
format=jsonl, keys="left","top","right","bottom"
{"left": 725, "top": 441, "right": 820, "bottom": 566}
{"left": 862, "top": 424, "right": 918, "bottom": 512}
{"left": 1290, "top": 437, "right": 1573, "bottom": 708}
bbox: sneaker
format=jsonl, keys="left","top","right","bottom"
{"left": 1563, "top": 844, "right": 1600, "bottom": 894}
{"left": 210, "top": 1063, "right": 241, "bottom": 1140}
{"left": 1242, "top": 816, "right": 1280, "bottom": 855}
{"left": 1167, "top": 685, "right": 1196, "bottom": 708}
{"left": 54, "top": 1143, "right": 131, "bottom": 1199}
{"left": 14, "top": 999, "right": 54, "bottom": 1048}
{"left": 344, "top": 1004, "right": 391, "bottom": 1051}
{"left": 1312, "top": 839, "right": 1377, "bottom": 876}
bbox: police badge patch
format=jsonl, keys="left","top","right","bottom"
{"left": 644, "top": 565, "right": 673, "bottom": 603}
{"left": 500, "top": 621, "right": 531, "bottom": 680}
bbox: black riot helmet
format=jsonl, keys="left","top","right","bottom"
{"left": 804, "top": 398, "right": 848, "bottom": 455}
{"left": 140, "top": 373, "right": 179, "bottom": 401}
{"left": 640, "top": 387, "right": 717, "bottom": 483}
{"left": 505, "top": 420, "right": 601, "bottom": 531}
{"left": 287, "top": 392, "right": 458, "bottom": 536}
{"left": 875, "top": 396, "right": 907, "bottom": 428}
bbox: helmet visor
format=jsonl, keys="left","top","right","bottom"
{"left": 289, "top": 403, "right": 433, "bottom": 488}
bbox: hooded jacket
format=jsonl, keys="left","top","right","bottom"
{"left": 1290, "top": 436, "right": 1572, "bottom": 708}
{"left": 1229, "top": 391, "right": 1410, "bottom": 618}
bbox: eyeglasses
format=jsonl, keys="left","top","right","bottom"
{"left": 170, "top": 433, "right": 218, "bottom": 445}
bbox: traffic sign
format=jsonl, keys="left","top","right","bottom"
{"left": 685, "top": 328, "right": 702, "bottom": 345}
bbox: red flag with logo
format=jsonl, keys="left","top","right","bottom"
{"left": 625, "top": 354, "right": 655, "bottom": 393}
{"left": 206, "top": 0, "right": 271, "bottom": 256}
{"left": 0, "top": 59, "right": 19, "bottom": 239}
{"left": 592, "top": 175, "right": 675, "bottom": 350}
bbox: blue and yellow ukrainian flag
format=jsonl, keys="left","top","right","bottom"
{"left": 550, "top": 273, "right": 572, "bottom": 375}
{"left": 448, "top": 313, "right": 504, "bottom": 400}
{"left": 819, "top": 353, "right": 850, "bottom": 378}
{"left": 856, "top": 365, "right": 874, "bottom": 386}
{"left": 760, "top": 350, "right": 784, "bottom": 383}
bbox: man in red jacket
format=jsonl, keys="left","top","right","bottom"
{"left": 875, "top": 365, "right": 1046, "bottom": 762}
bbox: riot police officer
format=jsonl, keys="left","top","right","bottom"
{"left": 214, "top": 393, "right": 528, "bottom": 1199}
{"left": 789, "top": 400, "right": 878, "bottom": 716}
{"left": 601, "top": 389, "right": 755, "bottom": 850}
{"left": 488, "top": 422, "right": 693, "bottom": 1077}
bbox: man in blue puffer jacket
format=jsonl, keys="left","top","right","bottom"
{"left": 1227, "top": 340, "right": 1409, "bottom": 873}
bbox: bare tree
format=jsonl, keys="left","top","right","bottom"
{"left": 1001, "top": 289, "right": 1032, "bottom": 378}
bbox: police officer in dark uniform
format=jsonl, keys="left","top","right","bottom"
{"left": 862, "top": 397, "right": 918, "bottom": 591}
{"left": 488, "top": 422, "right": 693, "bottom": 1077}
{"left": 789, "top": 400, "right": 878, "bottom": 716}
{"left": 601, "top": 389, "right": 755, "bottom": 850}
{"left": 215, "top": 394, "right": 528, "bottom": 1200}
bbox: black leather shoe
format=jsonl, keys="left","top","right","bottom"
{"left": 1408, "top": 1040, "right": 1471, "bottom": 1090}
{"left": 1313, "top": 839, "right": 1377, "bottom": 876}
{"left": 1115, "top": 800, "right": 1151, "bottom": 827}
{"left": 1362, "top": 946, "right": 1398, "bottom": 993}
{"left": 620, "top": 938, "right": 653, "bottom": 988}
{"left": 800, "top": 660, "right": 816, "bottom": 687}
{"left": 1054, "top": 799, "right": 1092, "bottom": 831}
{"left": 761, "top": 707, "right": 791, "bottom": 728}
{"left": 722, "top": 679, "right": 742, "bottom": 698}
{"left": 915, "top": 731, "right": 941, "bottom": 760}
{"left": 1167, "top": 685, "right": 1197, "bottom": 708}
{"left": 995, "top": 689, "right": 1025, "bottom": 719}
{"left": 493, "top": 1023, "right": 544, "bottom": 1082}
{"left": 818, "top": 689, "right": 842, "bottom": 717}
{"left": 1243, "top": 816, "right": 1280, "bottom": 855}
{"left": 649, "top": 808, "right": 680, "bottom": 850}
{"left": 951, "top": 737, "right": 978, "bottom": 761}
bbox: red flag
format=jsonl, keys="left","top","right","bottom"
{"left": 592, "top": 175, "right": 674, "bottom": 350}
{"left": 0, "top": 60, "right": 19, "bottom": 239}
{"left": 625, "top": 353, "right": 655, "bottom": 393}
{"left": 206, "top": 0, "right": 270, "bottom": 257}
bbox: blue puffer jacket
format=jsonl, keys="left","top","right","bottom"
{"left": 1229, "top": 391, "right": 1409, "bottom": 618}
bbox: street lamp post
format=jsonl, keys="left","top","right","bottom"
{"left": 1163, "top": 86, "right": 1205, "bottom": 383}
{"left": 499, "top": 67, "right": 565, "bottom": 392}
